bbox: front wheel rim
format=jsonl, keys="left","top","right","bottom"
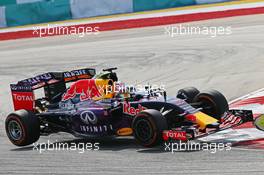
{"left": 199, "top": 97, "right": 217, "bottom": 115}
{"left": 8, "top": 120, "right": 23, "bottom": 141}
{"left": 135, "top": 119, "right": 153, "bottom": 142}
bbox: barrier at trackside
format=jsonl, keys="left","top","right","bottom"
{"left": 0, "top": 6, "right": 5, "bottom": 28}
{"left": 5, "top": 0, "right": 72, "bottom": 27}
{"left": 0, "top": 0, "right": 41, "bottom": 6}
{"left": 0, "top": 0, "right": 234, "bottom": 28}
{"left": 1, "top": 1, "right": 264, "bottom": 41}
{"left": 0, "top": 0, "right": 16, "bottom": 6}
{"left": 133, "top": 0, "right": 196, "bottom": 12}
{"left": 196, "top": 0, "right": 231, "bottom": 4}
{"left": 70, "top": 0, "right": 133, "bottom": 19}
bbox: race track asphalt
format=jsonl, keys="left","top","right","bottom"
{"left": 0, "top": 14, "right": 264, "bottom": 175}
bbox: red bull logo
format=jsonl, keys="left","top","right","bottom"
{"left": 123, "top": 103, "right": 147, "bottom": 116}
{"left": 62, "top": 79, "right": 102, "bottom": 101}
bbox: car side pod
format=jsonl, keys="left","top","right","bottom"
{"left": 254, "top": 114, "right": 264, "bottom": 131}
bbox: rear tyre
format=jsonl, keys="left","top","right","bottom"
{"left": 194, "top": 90, "right": 229, "bottom": 120}
{"left": 177, "top": 87, "right": 200, "bottom": 103}
{"left": 132, "top": 109, "right": 168, "bottom": 147}
{"left": 5, "top": 110, "right": 40, "bottom": 146}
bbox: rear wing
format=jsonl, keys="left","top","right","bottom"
{"left": 10, "top": 68, "right": 96, "bottom": 111}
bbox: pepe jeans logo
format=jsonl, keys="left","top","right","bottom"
{"left": 21, "top": 73, "right": 52, "bottom": 85}
{"left": 80, "top": 111, "right": 98, "bottom": 125}
{"left": 64, "top": 69, "right": 87, "bottom": 78}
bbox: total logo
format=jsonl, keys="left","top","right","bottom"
{"left": 13, "top": 94, "right": 34, "bottom": 101}
{"left": 163, "top": 130, "right": 187, "bottom": 141}
{"left": 123, "top": 103, "right": 147, "bottom": 116}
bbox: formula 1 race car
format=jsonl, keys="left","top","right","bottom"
{"left": 5, "top": 68, "right": 264, "bottom": 147}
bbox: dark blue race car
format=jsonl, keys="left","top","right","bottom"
{"left": 5, "top": 68, "right": 264, "bottom": 147}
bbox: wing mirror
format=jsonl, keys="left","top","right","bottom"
{"left": 254, "top": 114, "right": 264, "bottom": 131}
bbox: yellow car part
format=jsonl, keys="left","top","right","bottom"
{"left": 193, "top": 112, "right": 219, "bottom": 130}
{"left": 116, "top": 128, "right": 133, "bottom": 136}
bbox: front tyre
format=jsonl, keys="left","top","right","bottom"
{"left": 177, "top": 87, "right": 200, "bottom": 103}
{"left": 194, "top": 90, "right": 229, "bottom": 120}
{"left": 132, "top": 109, "right": 168, "bottom": 147}
{"left": 5, "top": 110, "right": 40, "bottom": 146}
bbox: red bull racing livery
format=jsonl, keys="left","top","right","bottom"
{"left": 5, "top": 67, "right": 264, "bottom": 147}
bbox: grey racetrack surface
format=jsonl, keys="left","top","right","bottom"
{"left": 0, "top": 14, "right": 264, "bottom": 174}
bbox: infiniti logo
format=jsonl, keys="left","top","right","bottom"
{"left": 80, "top": 111, "right": 98, "bottom": 125}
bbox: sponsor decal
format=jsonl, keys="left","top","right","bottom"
{"left": 80, "top": 124, "right": 113, "bottom": 133}
{"left": 79, "top": 110, "right": 113, "bottom": 134}
{"left": 64, "top": 69, "right": 87, "bottom": 78}
{"left": 20, "top": 73, "right": 52, "bottom": 86}
{"left": 62, "top": 80, "right": 101, "bottom": 101}
{"left": 64, "top": 69, "right": 93, "bottom": 82}
{"left": 13, "top": 94, "right": 34, "bottom": 101}
{"left": 163, "top": 130, "right": 187, "bottom": 141}
{"left": 123, "top": 103, "right": 147, "bottom": 116}
{"left": 11, "top": 92, "right": 35, "bottom": 111}
{"left": 63, "top": 69, "right": 95, "bottom": 82}
{"left": 80, "top": 111, "right": 98, "bottom": 125}
{"left": 59, "top": 101, "right": 75, "bottom": 110}
{"left": 10, "top": 84, "right": 32, "bottom": 92}
{"left": 116, "top": 128, "right": 133, "bottom": 136}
